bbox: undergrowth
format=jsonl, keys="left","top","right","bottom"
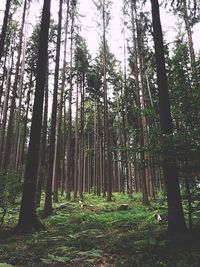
{"left": 0, "top": 193, "right": 200, "bottom": 267}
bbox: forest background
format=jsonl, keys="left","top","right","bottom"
{"left": 1, "top": 0, "right": 200, "bottom": 266}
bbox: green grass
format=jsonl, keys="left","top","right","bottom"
{"left": 0, "top": 193, "right": 200, "bottom": 266}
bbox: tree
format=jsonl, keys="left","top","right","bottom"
{"left": 150, "top": 0, "right": 187, "bottom": 233}
{"left": 168, "top": 31, "right": 200, "bottom": 229}
{"left": 16, "top": 0, "right": 51, "bottom": 233}
{"left": 44, "top": 0, "right": 63, "bottom": 217}
{"left": 2, "top": 0, "right": 28, "bottom": 171}
{"left": 73, "top": 34, "right": 90, "bottom": 199}
{"left": 0, "top": 0, "right": 11, "bottom": 62}
{"left": 171, "top": 0, "right": 199, "bottom": 86}
{"left": 53, "top": 0, "right": 70, "bottom": 203}
{"left": 130, "top": 0, "right": 149, "bottom": 204}
{"left": 65, "top": 0, "right": 78, "bottom": 200}
{"left": 92, "top": 0, "right": 113, "bottom": 201}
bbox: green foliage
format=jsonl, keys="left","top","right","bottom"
{"left": 74, "top": 34, "right": 90, "bottom": 75}
{"left": 41, "top": 249, "right": 103, "bottom": 266}
{"left": 0, "top": 172, "right": 22, "bottom": 227}
{"left": 0, "top": 264, "right": 14, "bottom": 267}
{"left": 1, "top": 193, "right": 200, "bottom": 266}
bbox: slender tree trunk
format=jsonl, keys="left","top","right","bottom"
{"left": 151, "top": 0, "right": 187, "bottom": 233}
{"left": 102, "top": 0, "right": 112, "bottom": 201}
{"left": 115, "top": 89, "right": 122, "bottom": 193}
{"left": 136, "top": 6, "right": 150, "bottom": 204}
{"left": 14, "top": 7, "right": 30, "bottom": 170}
{"left": 37, "top": 67, "right": 49, "bottom": 207}
{"left": 131, "top": 0, "right": 149, "bottom": 204}
{"left": 0, "top": 49, "right": 13, "bottom": 169}
{"left": 79, "top": 77, "right": 85, "bottom": 199}
{"left": 183, "top": 2, "right": 197, "bottom": 85}
{"left": 0, "top": 0, "right": 11, "bottom": 62}
{"left": 66, "top": 7, "right": 75, "bottom": 201}
{"left": 44, "top": 0, "right": 62, "bottom": 217}
{"left": 16, "top": 0, "right": 51, "bottom": 233}
{"left": 61, "top": 105, "right": 67, "bottom": 195}
{"left": 21, "top": 72, "right": 33, "bottom": 167}
{"left": 122, "top": 12, "right": 132, "bottom": 195}
{"left": 74, "top": 78, "right": 79, "bottom": 200}
{"left": 0, "top": 54, "right": 7, "bottom": 108}
{"left": 2, "top": 0, "right": 27, "bottom": 171}
{"left": 184, "top": 159, "right": 192, "bottom": 229}
{"left": 94, "top": 100, "right": 97, "bottom": 195}
{"left": 53, "top": 0, "right": 70, "bottom": 203}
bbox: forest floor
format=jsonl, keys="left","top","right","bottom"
{"left": 1, "top": 193, "right": 200, "bottom": 267}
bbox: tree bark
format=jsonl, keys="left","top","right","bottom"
{"left": 66, "top": 5, "right": 75, "bottom": 201}
{"left": 151, "top": 0, "right": 187, "bottom": 233}
{"left": 0, "top": 48, "right": 13, "bottom": 169}
{"left": 2, "top": 0, "right": 27, "bottom": 171}
{"left": 37, "top": 66, "right": 49, "bottom": 207}
{"left": 44, "top": 0, "right": 62, "bottom": 217}
{"left": 130, "top": 0, "right": 149, "bottom": 204}
{"left": 0, "top": 0, "right": 11, "bottom": 62}
{"left": 14, "top": 7, "right": 29, "bottom": 170}
{"left": 16, "top": 0, "right": 51, "bottom": 233}
{"left": 102, "top": 0, "right": 112, "bottom": 201}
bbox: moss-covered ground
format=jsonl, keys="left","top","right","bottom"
{"left": 1, "top": 193, "right": 200, "bottom": 267}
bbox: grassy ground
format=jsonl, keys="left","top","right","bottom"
{"left": 1, "top": 193, "right": 200, "bottom": 267}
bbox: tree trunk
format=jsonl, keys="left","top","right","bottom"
{"left": 0, "top": 48, "right": 13, "bottom": 169}
{"left": 102, "top": 0, "right": 112, "bottom": 201}
{"left": 183, "top": 2, "right": 197, "bottom": 85}
{"left": 79, "top": 77, "right": 85, "bottom": 199}
{"left": 0, "top": 54, "right": 7, "bottom": 107}
{"left": 37, "top": 66, "right": 49, "bottom": 207}
{"left": 44, "top": 0, "right": 63, "bottom": 217}
{"left": 66, "top": 6, "right": 75, "bottom": 201}
{"left": 151, "top": 0, "right": 187, "bottom": 233}
{"left": 53, "top": 0, "right": 69, "bottom": 202}
{"left": 14, "top": 7, "right": 29, "bottom": 170}
{"left": 131, "top": 0, "right": 149, "bottom": 204}
{"left": 21, "top": 71, "right": 33, "bottom": 166}
{"left": 16, "top": 0, "right": 51, "bottom": 233}
{"left": 2, "top": 0, "right": 27, "bottom": 171}
{"left": 74, "top": 78, "right": 79, "bottom": 200}
{"left": 0, "top": 0, "right": 11, "bottom": 62}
